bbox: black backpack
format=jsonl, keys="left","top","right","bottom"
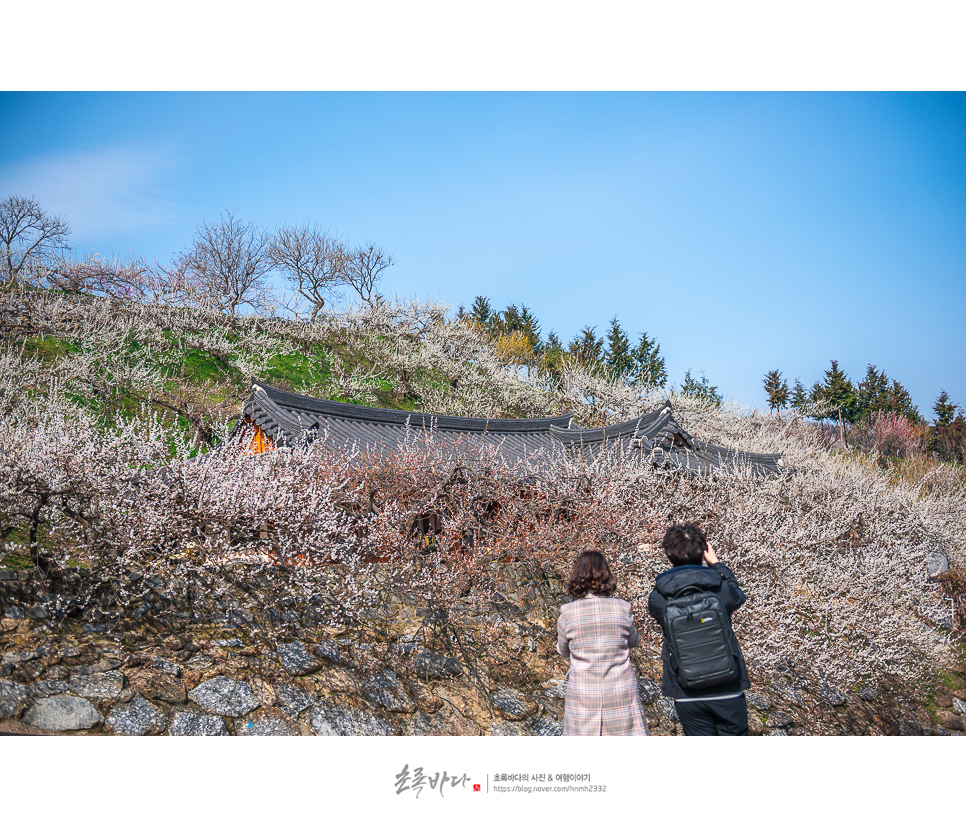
{"left": 663, "top": 585, "right": 739, "bottom": 689}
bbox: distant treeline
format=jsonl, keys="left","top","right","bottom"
{"left": 764, "top": 362, "right": 964, "bottom": 463}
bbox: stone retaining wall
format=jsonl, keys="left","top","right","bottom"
{"left": 2, "top": 566, "right": 964, "bottom": 736}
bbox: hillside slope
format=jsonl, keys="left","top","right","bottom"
{"left": 1, "top": 287, "right": 964, "bottom": 734}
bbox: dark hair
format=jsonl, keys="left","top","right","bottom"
{"left": 662, "top": 524, "right": 707, "bottom": 566}
{"left": 567, "top": 550, "right": 617, "bottom": 598}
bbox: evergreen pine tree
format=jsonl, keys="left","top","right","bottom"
{"left": 934, "top": 391, "right": 957, "bottom": 427}
{"left": 518, "top": 304, "right": 541, "bottom": 353}
{"left": 492, "top": 303, "right": 522, "bottom": 336}
{"left": 680, "top": 370, "right": 722, "bottom": 405}
{"left": 790, "top": 378, "right": 809, "bottom": 410}
{"left": 469, "top": 296, "right": 492, "bottom": 327}
{"left": 809, "top": 380, "right": 828, "bottom": 415}
{"left": 603, "top": 317, "right": 634, "bottom": 379}
{"left": 763, "top": 369, "right": 790, "bottom": 412}
{"left": 539, "top": 331, "right": 566, "bottom": 381}
{"left": 568, "top": 326, "right": 604, "bottom": 372}
{"left": 813, "top": 360, "right": 859, "bottom": 424}
{"left": 886, "top": 379, "right": 921, "bottom": 423}
{"left": 633, "top": 331, "right": 668, "bottom": 389}
{"left": 812, "top": 360, "right": 858, "bottom": 449}
{"left": 856, "top": 364, "right": 891, "bottom": 422}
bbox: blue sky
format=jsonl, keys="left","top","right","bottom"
{"left": 1, "top": 91, "right": 964, "bottom": 417}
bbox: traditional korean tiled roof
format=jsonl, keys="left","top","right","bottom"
{"left": 549, "top": 403, "right": 786, "bottom": 475}
{"left": 237, "top": 380, "right": 786, "bottom": 476}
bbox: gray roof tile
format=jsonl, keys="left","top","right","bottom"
{"left": 235, "top": 380, "right": 785, "bottom": 476}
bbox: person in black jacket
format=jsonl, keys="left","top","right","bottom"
{"left": 647, "top": 523, "right": 751, "bottom": 735}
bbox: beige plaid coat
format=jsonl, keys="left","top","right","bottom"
{"left": 556, "top": 594, "right": 648, "bottom": 736}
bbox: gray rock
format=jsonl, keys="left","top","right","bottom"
{"left": 169, "top": 712, "right": 229, "bottom": 736}
{"left": 0, "top": 679, "right": 30, "bottom": 719}
{"left": 25, "top": 695, "right": 102, "bottom": 731}
{"left": 2, "top": 650, "right": 41, "bottom": 665}
{"left": 31, "top": 680, "right": 69, "bottom": 697}
{"left": 316, "top": 639, "right": 340, "bottom": 661}
{"left": 70, "top": 670, "right": 124, "bottom": 700}
{"left": 149, "top": 657, "right": 182, "bottom": 677}
{"left": 229, "top": 609, "right": 254, "bottom": 625}
{"left": 238, "top": 714, "right": 298, "bottom": 736}
{"left": 82, "top": 624, "right": 106, "bottom": 633}
{"left": 249, "top": 676, "right": 276, "bottom": 708}
{"left": 818, "top": 682, "right": 847, "bottom": 707}
{"left": 412, "top": 650, "right": 463, "bottom": 679}
{"left": 26, "top": 605, "right": 49, "bottom": 619}
{"left": 767, "top": 710, "right": 794, "bottom": 728}
{"left": 407, "top": 707, "right": 481, "bottom": 736}
{"left": 107, "top": 697, "right": 168, "bottom": 736}
{"left": 489, "top": 721, "right": 524, "bottom": 735}
{"left": 952, "top": 698, "right": 966, "bottom": 716}
{"left": 544, "top": 679, "right": 567, "bottom": 700}
{"left": 899, "top": 716, "right": 926, "bottom": 736}
{"left": 4, "top": 606, "right": 25, "bottom": 619}
{"left": 926, "top": 551, "right": 948, "bottom": 579}
{"left": 365, "top": 670, "right": 416, "bottom": 713}
{"left": 656, "top": 696, "right": 679, "bottom": 724}
{"left": 308, "top": 703, "right": 396, "bottom": 736}
{"left": 492, "top": 688, "right": 528, "bottom": 720}
{"left": 129, "top": 668, "right": 186, "bottom": 704}
{"left": 638, "top": 677, "right": 661, "bottom": 705}
{"left": 532, "top": 717, "right": 563, "bottom": 736}
{"left": 859, "top": 686, "right": 878, "bottom": 702}
{"left": 396, "top": 638, "right": 418, "bottom": 655}
{"left": 91, "top": 656, "right": 124, "bottom": 673}
{"left": 189, "top": 676, "right": 258, "bottom": 717}
{"left": 277, "top": 641, "right": 323, "bottom": 676}
{"left": 768, "top": 729, "right": 789, "bottom": 736}
{"left": 276, "top": 681, "right": 317, "bottom": 718}
{"left": 772, "top": 684, "right": 807, "bottom": 708}
{"left": 210, "top": 638, "right": 243, "bottom": 648}
{"left": 745, "top": 691, "right": 772, "bottom": 711}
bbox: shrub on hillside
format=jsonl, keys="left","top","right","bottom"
{"left": 850, "top": 412, "right": 926, "bottom": 460}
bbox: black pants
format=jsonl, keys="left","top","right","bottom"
{"left": 675, "top": 694, "right": 749, "bottom": 736}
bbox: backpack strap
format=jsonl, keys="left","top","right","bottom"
{"left": 668, "top": 584, "right": 704, "bottom": 599}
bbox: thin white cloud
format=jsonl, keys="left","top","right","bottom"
{"left": 0, "top": 145, "right": 183, "bottom": 241}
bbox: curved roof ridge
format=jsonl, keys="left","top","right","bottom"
{"left": 247, "top": 379, "right": 575, "bottom": 433}
{"left": 548, "top": 401, "right": 695, "bottom": 447}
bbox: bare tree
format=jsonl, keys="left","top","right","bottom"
{"left": 270, "top": 223, "right": 348, "bottom": 323}
{"left": 46, "top": 251, "right": 151, "bottom": 300}
{"left": 173, "top": 210, "right": 275, "bottom": 319}
{"left": 344, "top": 242, "right": 393, "bottom": 305}
{"left": 0, "top": 195, "right": 71, "bottom": 285}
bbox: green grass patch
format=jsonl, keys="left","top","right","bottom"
{"left": 178, "top": 349, "right": 236, "bottom": 384}
{"left": 21, "top": 334, "right": 75, "bottom": 362}
{"left": 264, "top": 347, "right": 332, "bottom": 388}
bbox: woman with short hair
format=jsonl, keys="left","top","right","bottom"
{"left": 556, "top": 550, "right": 648, "bottom": 735}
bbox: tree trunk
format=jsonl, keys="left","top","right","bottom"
{"left": 29, "top": 497, "right": 53, "bottom": 573}
{"left": 838, "top": 407, "right": 846, "bottom": 452}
